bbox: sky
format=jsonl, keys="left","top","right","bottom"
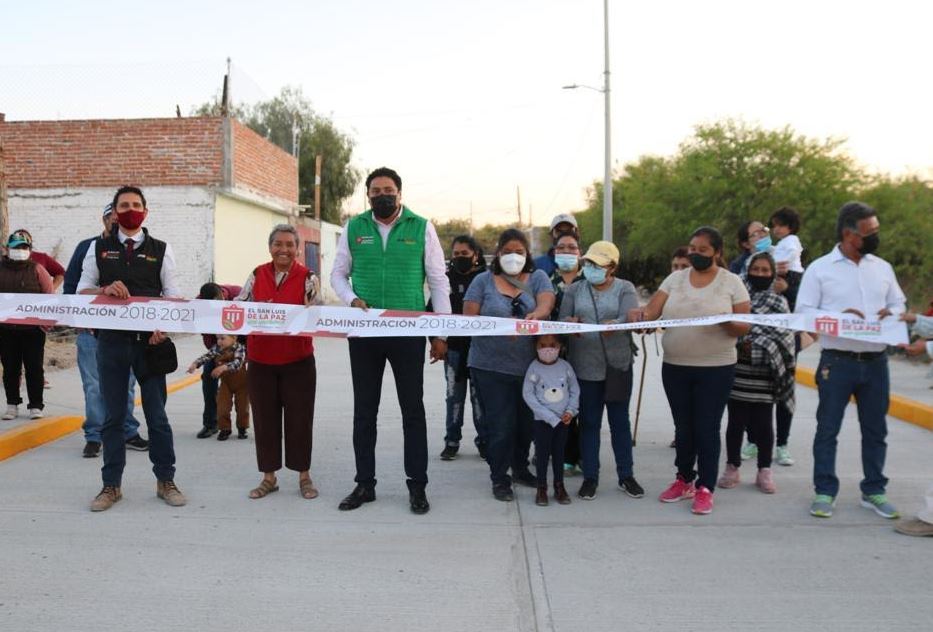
{"left": 2, "top": 0, "right": 931, "bottom": 225}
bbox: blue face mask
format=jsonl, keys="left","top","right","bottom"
{"left": 582, "top": 263, "right": 608, "bottom": 285}
{"left": 554, "top": 254, "right": 579, "bottom": 272}
{"left": 754, "top": 236, "right": 772, "bottom": 253}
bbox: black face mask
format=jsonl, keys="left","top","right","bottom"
{"left": 689, "top": 253, "right": 713, "bottom": 271}
{"left": 370, "top": 195, "right": 398, "bottom": 220}
{"left": 451, "top": 256, "right": 474, "bottom": 275}
{"left": 747, "top": 275, "right": 773, "bottom": 292}
{"left": 858, "top": 232, "right": 880, "bottom": 256}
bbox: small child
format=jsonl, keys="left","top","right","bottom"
{"left": 188, "top": 334, "right": 249, "bottom": 441}
{"left": 522, "top": 334, "right": 580, "bottom": 506}
{"left": 769, "top": 206, "right": 805, "bottom": 313}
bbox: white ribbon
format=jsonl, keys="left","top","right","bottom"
{"left": 0, "top": 293, "right": 909, "bottom": 345}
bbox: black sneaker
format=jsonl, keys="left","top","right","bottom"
{"left": 125, "top": 435, "right": 149, "bottom": 451}
{"left": 82, "top": 441, "right": 101, "bottom": 458}
{"left": 237, "top": 428, "right": 248, "bottom": 439}
{"left": 407, "top": 481, "right": 430, "bottom": 515}
{"left": 217, "top": 430, "right": 232, "bottom": 441}
{"left": 439, "top": 445, "right": 459, "bottom": 461}
{"left": 578, "top": 478, "right": 598, "bottom": 500}
{"left": 196, "top": 426, "right": 218, "bottom": 439}
{"left": 492, "top": 484, "right": 514, "bottom": 502}
{"left": 512, "top": 468, "right": 537, "bottom": 487}
{"left": 477, "top": 443, "right": 488, "bottom": 461}
{"left": 619, "top": 476, "right": 645, "bottom": 498}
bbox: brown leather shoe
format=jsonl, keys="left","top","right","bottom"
{"left": 554, "top": 482, "right": 571, "bottom": 505}
{"left": 90, "top": 486, "right": 122, "bottom": 512}
{"left": 535, "top": 484, "right": 549, "bottom": 506}
{"left": 156, "top": 480, "right": 187, "bottom": 507}
{"left": 894, "top": 517, "right": 933, "bottom": 537}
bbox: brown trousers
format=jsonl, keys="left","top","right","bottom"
{"left": 217, "top": 367, "right": 250, "bottom": 431}
{"left": 247, "top": 355, "right": 316, "bottom": 473}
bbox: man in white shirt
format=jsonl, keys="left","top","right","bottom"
{"left": 331, "top": 167, "right": 451, "bottom": 515}
{"left": 77, "top": 186, "right": 185, "bottom": 512}
{"left": 795, "top": 201, "right": 906, "bottom": 520}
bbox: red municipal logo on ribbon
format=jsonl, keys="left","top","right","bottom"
{"left": 814, "top": 316, "right": 839, "bottom": 337}
{"left": 221, "top": 304, "right": 245, "bottom": 331}
{"left": 515, "top": 320, "right": 540, "bottom": 335}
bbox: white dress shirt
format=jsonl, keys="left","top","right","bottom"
{"left": 76, "top": 228, "right": 181, "bottom": 298}
{"left": 795, "top": 245, "right": 905, "bottom": 352}
{"left": 330, "top": 209, "right": 452, "bottom": 314}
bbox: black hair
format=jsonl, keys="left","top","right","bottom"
{"left": 671, "top": 246, "right": 689, "bottom": 260}
{"left": 691, "top": 226, "right": 724, "bottom": 254}
{"left": 112, "top": 185, "right": 147, "bottom": 210}
{"left": 450, "top": 234, "right": 487, "bottom": 271}
{"left": 736, "top": 221, "right": 753, "bottom": 250}
{"left": 553, "top": 230, "right": 580, "bottom": 247}
{"left": 536, "top": 333, "right": 565, "bottom": 347}
{"left": 197, "top": 282, "right": 224, "bottom": 299}
{"left": 747, "top": 251, "right": 777, "bottom": 278}
{"left": 836, "top": 201, "right": 877, "bottom": 241}
{"left": 365, "top": 167, "right": 402, "bottom": 191}
{"left": 770, "top": 206, "right": 801, "bottom": 234}
{"left": 491, "top": 228, "right": 534, "bottom": 275}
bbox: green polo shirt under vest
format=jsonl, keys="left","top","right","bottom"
{"left": 347, "top": 206, "right": 428, "bottom": 311}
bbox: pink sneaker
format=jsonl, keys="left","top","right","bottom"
{"left": 717, "top": 464, "right": 740, "bottom": 489}
{"left": 658, "top": 476, "right": 696, "bottom": 503}
{"left": 691, "top": 486, "right": 714, "bottom": 514}
{"left": 755, "top": 468, "right": 776, "bottom": 494}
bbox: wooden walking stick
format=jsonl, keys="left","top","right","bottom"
{"left": 632, "top": 334, "right": 649, "bottom": 446}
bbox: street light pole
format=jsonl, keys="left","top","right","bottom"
{"left": 602, "top": 0, "right": 612, "bottom": 243}
{"left": 564, "top": 0, "right": 613, "bottom": 242}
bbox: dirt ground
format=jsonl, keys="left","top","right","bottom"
{"left": 45, "top": 337, "right": 77, "bottom": 371}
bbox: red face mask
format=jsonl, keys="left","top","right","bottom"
{"left": 116, "top": 209, "right": 145, "bottom": 230}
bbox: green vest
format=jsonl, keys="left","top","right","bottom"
{"left": 347, "top": 206, "right": 428, "bottom": 310}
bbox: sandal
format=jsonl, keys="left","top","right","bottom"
{"left": 249, "top": 479, "right": 278, "bottom": 499}
{"left": 299, "top": 478, "right": 319, "bottom": 500}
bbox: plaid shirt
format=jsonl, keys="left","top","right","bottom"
{"left": 192, "top": 342, "right": 246, "bottom": 373}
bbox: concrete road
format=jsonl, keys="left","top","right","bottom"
{"left": 1, "top": 335, "right": 930, "bottom": 632}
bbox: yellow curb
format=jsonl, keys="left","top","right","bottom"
{"left": 0, "top": 373, "right": 202, "bottom": 462}
{"left": 796, "top": 366, "right": 933, "bottom": 431}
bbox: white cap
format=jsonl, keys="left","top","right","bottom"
{"left": 549, "top": 213, "right": 578, "bottom": 231}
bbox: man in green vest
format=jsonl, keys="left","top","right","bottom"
{"left": 331, "top": 167, "right": 451, "bottom": 515}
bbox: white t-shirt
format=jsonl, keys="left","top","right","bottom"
{"left": 658, "top": 268, "right": 750, "bottom": 367}
{"left": 772, "top": 234, "right": 804, "bottom": 273}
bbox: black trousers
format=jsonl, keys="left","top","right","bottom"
{"left": 534, "top": 420, "right": 569, "bottom": 485}
{"left": 726, "top": 399, "right": 774, "bottom": 469}
{"left": 0, "top": 327, "right": 45, "bottom": 409}
{"left": 348, "top": 337, "right": 428, "bottom": 488}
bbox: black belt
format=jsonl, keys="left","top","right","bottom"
{"left": 822, "top": 349, "right": 886, "bottom": 362}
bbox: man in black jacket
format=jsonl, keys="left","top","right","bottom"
{"left": 77, "top": 186, "right": 185, "bottom": 512}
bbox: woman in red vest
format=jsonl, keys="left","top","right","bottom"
{"left": 236, "top": 224, "right": 320, "bottom": 500}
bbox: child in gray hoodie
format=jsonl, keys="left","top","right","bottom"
{"left": 523, "top": 334, "right": 580, "bottom": 506}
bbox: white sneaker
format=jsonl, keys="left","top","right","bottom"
{"left": 2, "top": 405, "right": 17, "bottom": 420}
{"left": 28, "top": 408, "right": 44, "bottom": 420}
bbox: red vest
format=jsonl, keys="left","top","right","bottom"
{"left": 247, "top": 261, "right": 314, "bottom": 365}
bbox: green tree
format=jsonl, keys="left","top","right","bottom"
{"left": 578, "top": 120, "right": 867, "bottom": 288}
{"left": 195, "top": 86, "right": 360, "bottom": 224}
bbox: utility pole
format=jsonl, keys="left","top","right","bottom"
{"left": 602, "top": 0, "right": 613, "bottom": 242}
{"left": 516, "top": 186, "right": 522, "bottom": 226}
{"left": 314, "top": 154, "right": 323, "bottom": 220}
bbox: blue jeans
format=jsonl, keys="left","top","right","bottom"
{"left": 443, "top": 349, "right": 486, "bottom": 448}
{"left": 471, "top": 368, "right": 533, "bottom": 487}
{"left": 579, "top": 373, "right": 635, "bottom": 484}
{"left": 77, "top": 331, "right": 140, "bottom": 442}
{"left": 813, "top": 350, "right": 889, "bottom": 497}
{"left": 201, "top": 359, "right": 218, "bottom": 429}
{"left": 662, "top": 363, "right": 735, "bottom": 492}
{"left": 97, "top": 331, "right": 175, "bottom": 486}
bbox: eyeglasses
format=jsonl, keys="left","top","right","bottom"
{"left": 511, "top": 296, "right": 526, "bottom": 318}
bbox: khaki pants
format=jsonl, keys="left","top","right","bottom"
{"left": 217, "top": 367, "right": 250, "bottom": 431}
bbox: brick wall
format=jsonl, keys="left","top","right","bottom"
{"left": 9, "top": 186, "right": 216, "bottom": 298}
{"left": 231, "top": 120, "right": 299, "bottom": 205}
{"left": 0, "top": 118, "right": 224, "bottom": 188}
